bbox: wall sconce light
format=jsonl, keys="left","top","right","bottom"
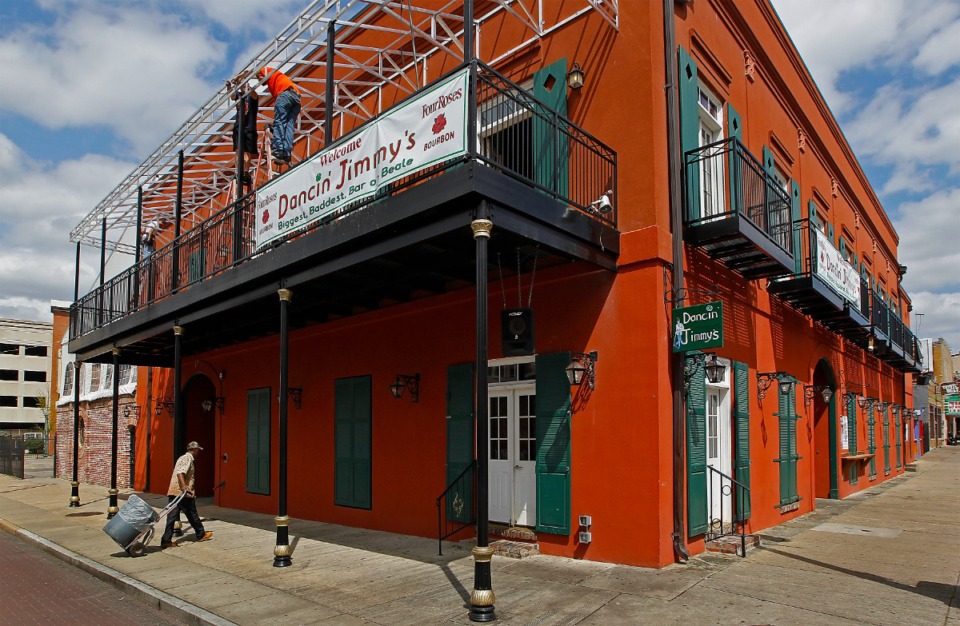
{"left": 876, "top": 401, "right": 889, "bottom": 412}
{"left": 566, "top": 351, "right": 598, "bottom": 390}
{"left": 857, "top": 395, "right": 868, "bottom": 409}
{"left": 286, "top": 387, "right": 303, "bottom": 410}
{"left": 867, "top": 335, "right": 875, "bottom": 352}
{"left": 891, "top": 404, "right": 901, "bottom": 417}
{"left": 683, "top": 353, "right": 726, "bottom": 392}
{"left": 201, "top": 397, "right": 225, "bottom": 415}
{"left": 567, "top": 62, "right": 585, "bottom": 90}
{"left": 803, "top": 385, "right": 834, "bottom": 406}
{"left": 757, "top": 372, "right": 792, "bottom": 400}
{"left": 122, "top": 405, "right": 141, "bottom": 420}
{"left": 155, "top": 398, "right": 175, "bottom": 416}
{"left": 390, "top": 374, "right": 420, "bottom": 402}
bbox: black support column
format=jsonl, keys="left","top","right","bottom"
{"left": 106, "top": 348, "right": 120, "bottom": 519}
{"left": 69, "top": 356, "right": 81, "bottom": 507}
{"left": 172, "top": 325, "right": 184, "bottom": 536}
{"left": 274, "top": 288, "right": 293, "bottom": 567}
{"left": 469, "top": 211, "right": 495, "bottom": 622}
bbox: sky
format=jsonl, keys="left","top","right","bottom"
{"left": 0, "top": 0, "right": 957, "bottom": 350}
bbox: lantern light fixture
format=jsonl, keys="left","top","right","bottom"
{"left": 390, "top": 374, "right": 420, "bottom": 402}
{"left": 566, "top": 351, "right": 598, "bottom": 389}
{"left": 803, "top": 385, "right": 834, "bottom": 406}
{"left": 757, "top": 371, "right": 793, "bottom": 400}
{"left": 567, "top": 63, "right": 585, "bottom": 90}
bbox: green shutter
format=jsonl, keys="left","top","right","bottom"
{"left": 839, "top": 236, "right": 847, "bottom": 258}
{"left": 686, "top": 353, "right": 707, "bottom": 536}
{"left": 791, "top": 181, "right": 802, "bottom": 273}
{"left": 882, "top": 405, "right": 891, "bottom": 474}
{"left": 727, "top": 104, "right": 743, "bottom": 217}
{"left": 733, "top": 361, "right": 751, "bottom": 521}
{"left": 809, "top": 200, "right": 820, "bottom": 230}
{"left": 335, "top": 376, "right": 372, "bottom": 509}
{"left": 678, "top": 46, "right": 700, "bottom": 220}
{"left": 246, "top": 388, "right": 270, "bottom": 495}
{"left": 533, "top": 58, "right": 568, "bottom": 198}
{"left": 188, "top": 250, "right": 206, "bottom": 283}
{"left": 826, "top": 222, "right": 835, "bottom": 243}
{"left": 762, "top": 146, "right": 775, "bottom": 176}
{"left": 895, "top": 413, "right": 902, "bottom": 469}
{"left": 867, "top": 403, "right": 877, "bottom": 480}
{"left": 535, "top": 352, "right": 571, "bottom": 535}
{"left": 846, "top": 394, "right": 858, "bottom": 485}
{"left": 776, "top": 378, "right": 799, "bottom": 506}
{"left": 446, "top": 363, "right": 474, "bottom": 523}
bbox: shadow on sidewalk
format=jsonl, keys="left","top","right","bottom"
{"left": 766, "top": 548, "right": 959, "bottom": 606}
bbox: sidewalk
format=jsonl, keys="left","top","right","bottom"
{"left": 1, "top": 449, "right": 958, "bottom": 625}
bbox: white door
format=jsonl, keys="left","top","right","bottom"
{"left": 488, "top": 387, "right": 537, "bottom": 527}
{"left": 706, "top": 388, "right": 732, "bottom": 528}
{"left": 698, "top": 86, "right": 724, "bottom": 219}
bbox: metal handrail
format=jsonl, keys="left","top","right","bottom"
{"left": 683, "top": 137, "right": 793, "bottom": 255}
{"left": 436, "top": 460, "right": 477, "bottom": 556}
{"left": 705, "top": 464, "right": 750, "bottom": 557}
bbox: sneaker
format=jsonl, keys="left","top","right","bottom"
{"left": 272, "top": 154, "right": 288, "bottom": 166}
{"left": 160, "top": 541, "right": 178, "bottom": 548}
{"left": 197, "top": 531, "right": 214, "bottom": 542}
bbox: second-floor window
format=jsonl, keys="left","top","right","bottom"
{"left": 698, "top": 86, "right": 724, "bottom": 217}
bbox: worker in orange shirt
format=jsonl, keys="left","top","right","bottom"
{"left": 258, "top": 67, "right": 301, "bottom": 166}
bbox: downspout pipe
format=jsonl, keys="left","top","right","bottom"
{"left": 664, "top": 0, "right": 690, "bottom": 563}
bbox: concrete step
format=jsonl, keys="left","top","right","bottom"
{"left": 705, "top": 534, "right": 761, "bottom": 557}
{"left": 904, "top": 463, "right": 919, "bottom": 473}
{"left": 490, "top": 524, "right": 538, "bottom": 542}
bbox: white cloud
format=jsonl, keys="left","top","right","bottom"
{"left": 0, "top": 133, "right": 133, "bottom": 312}
{"left": 180, "top": 0, "right": 308, "bottom": 35}
{"left": 895, "top": 188, "right": 960, "bottom": 294}
{"left": 908, "top": 291, "right": 960, "bottom": 351}
{"left": 0, "top": 3, "right": 225, "bottom": 154}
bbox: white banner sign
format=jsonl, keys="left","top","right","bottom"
{"left": 840, "top": 414, "right": 849, "bottom": 450}
{"left": 814, "top": 229, "right": 860, "bottom": 306}
{"left": 254, "top": 68, "right": 469, "bottom": 249}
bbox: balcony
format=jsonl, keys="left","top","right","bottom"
{"left": 880, "top": 310, "right": 921, "bottom": 372}
{"left": 767, "top": 219, "right": 870, "bottom": 341}
{"left": 683, "top": 138, "right": 794, "bottom": 280}
{"left": 69, "top": 62, "right": 618, "bottom": 363}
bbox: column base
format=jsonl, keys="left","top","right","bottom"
{"left": 468, "top": 546, "right": 496, "bottom": 622}
{"left": 69, "top": 482, "right": 80, "bottom": 507}
{"left": 273, "top": 516, "right": 292, "bottom": 567}
{"left": 106, "top": 488, "right": 119, "bottom": 519}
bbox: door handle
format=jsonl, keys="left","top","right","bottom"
{"left": 514, "top": 465, "right": 522, "bottom": 470}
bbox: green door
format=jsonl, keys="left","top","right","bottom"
{"left": 535, "top": 352, "right": 571, "bottom": 535}
{"left": 446, "top": 363, "right": 474, "bottom": 523}
{"left": 335, "top": 376, "right": 372, "bottom": 509}
{"left": 533, "top": 58, "right": 568, "bottom": 199}
{"left": 246, "top": 388, "right": 270, "bottom": 495}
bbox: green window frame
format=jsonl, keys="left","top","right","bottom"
{"left": 246, "top": 387, "right": 271, "bottom": 495}
{"left": 335, "top": 375, "right": 372, "bottom": 509}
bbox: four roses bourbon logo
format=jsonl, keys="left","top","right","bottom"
{"left": 432, "top": 113, "right": 447, "bottom": 135}
{"left": 262, "top": 209, "right": 270, "bottom": 224}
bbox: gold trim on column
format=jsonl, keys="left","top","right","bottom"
{"left": 471, "top": 546, "right": 494, "bottom": 562}
{"left": 273, "top": 544, "right": 293, "bottom": 558}
{"left": 471, "top": 219, "right": 493, "bottom": 239}
{"left": 278, "top": 288, "right": 293, "bottom": 302}
{"left": 112, "top": 347, "right": 121, "bottom": 356}
{"left": 173, "top": 325, "right": 184, "bottom": 336}
{"left": 275, "top": 516, "right": 290, "bottom": 527}
{"left": 108, "top": 488, "right": 118, "bottom": 496}
{"left": 71, "top": 481, "right": 79, "bottom": 488}
{"left": 470, "top": 589, "right": 495, "bottom": 607}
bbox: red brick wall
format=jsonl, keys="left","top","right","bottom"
{"left": 55, "top": 397, "right": 138, "bottom": 489}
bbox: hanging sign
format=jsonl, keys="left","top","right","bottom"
{"left": 814, "top": 229, "right": 860, "bottom": 305}
{"left": 254, "top": 68, "right": 469, "bottom": 249}
{"left": 672, "top": 301, "right": 724, "bottom": 352}
{"left": 840, "top": 414, "right": 849, "bottom": 450}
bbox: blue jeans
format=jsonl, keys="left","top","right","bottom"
{"left": 273, "top": 89, "right": 301, "bottom": 158}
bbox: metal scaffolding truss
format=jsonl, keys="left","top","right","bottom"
{"left": 71, "top": 0, "right": 618, "bottom": 256}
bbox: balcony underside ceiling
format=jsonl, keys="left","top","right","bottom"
{"left": 768, "top": 276, "right": 870, "bottom": 339}
{"left": 70, "top": 165, "right": 619, "bottom": 366}
{"left": 686, "top": 217, "right": 794, "bottom": 280}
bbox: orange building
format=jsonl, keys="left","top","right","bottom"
{"left": 64, "top": 1, "right": 920, "bottom": 602}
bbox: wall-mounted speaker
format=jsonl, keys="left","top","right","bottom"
{"left": 501, "top": 308, "right": 534, "bottom": 356}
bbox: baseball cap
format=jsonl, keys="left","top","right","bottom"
{"left": 186, "top": 441, "right": 204, "bottom": 451}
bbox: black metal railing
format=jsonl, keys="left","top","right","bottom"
{"left": 871, "top": 292, "right": 889, "bottom": 337}
{"left": 889, "top": 310, "right": 905, "bottom": 353}
{"left": 904, "top": 327, "right": 921, "bottom": 365}
{"left": 436, "top": 460, "right": 476, "bottom": 556}
{"left": 859, "top": 276, "right": 870, "bottom": 319}
{"left": 684, "top": 137, "right": 793, "bottom": 255}
{"left": 706, "top": 465, "right": 750, "bottom": 557}
{"left": 0, "top": 436, "right": 25, "bottom": 479}
{"left": 71, "top": 61, "right": 618, "bottom": 340}
{"left": 774, "top": 218, "right": 864, "bottom": 308}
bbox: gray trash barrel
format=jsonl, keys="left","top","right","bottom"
{"left": 103, "top": 494, "right": 159, "bottom": 548}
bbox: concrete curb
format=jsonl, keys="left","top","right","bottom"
{"left": 1, "top": 521, "right": 235, "bottom": 626}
